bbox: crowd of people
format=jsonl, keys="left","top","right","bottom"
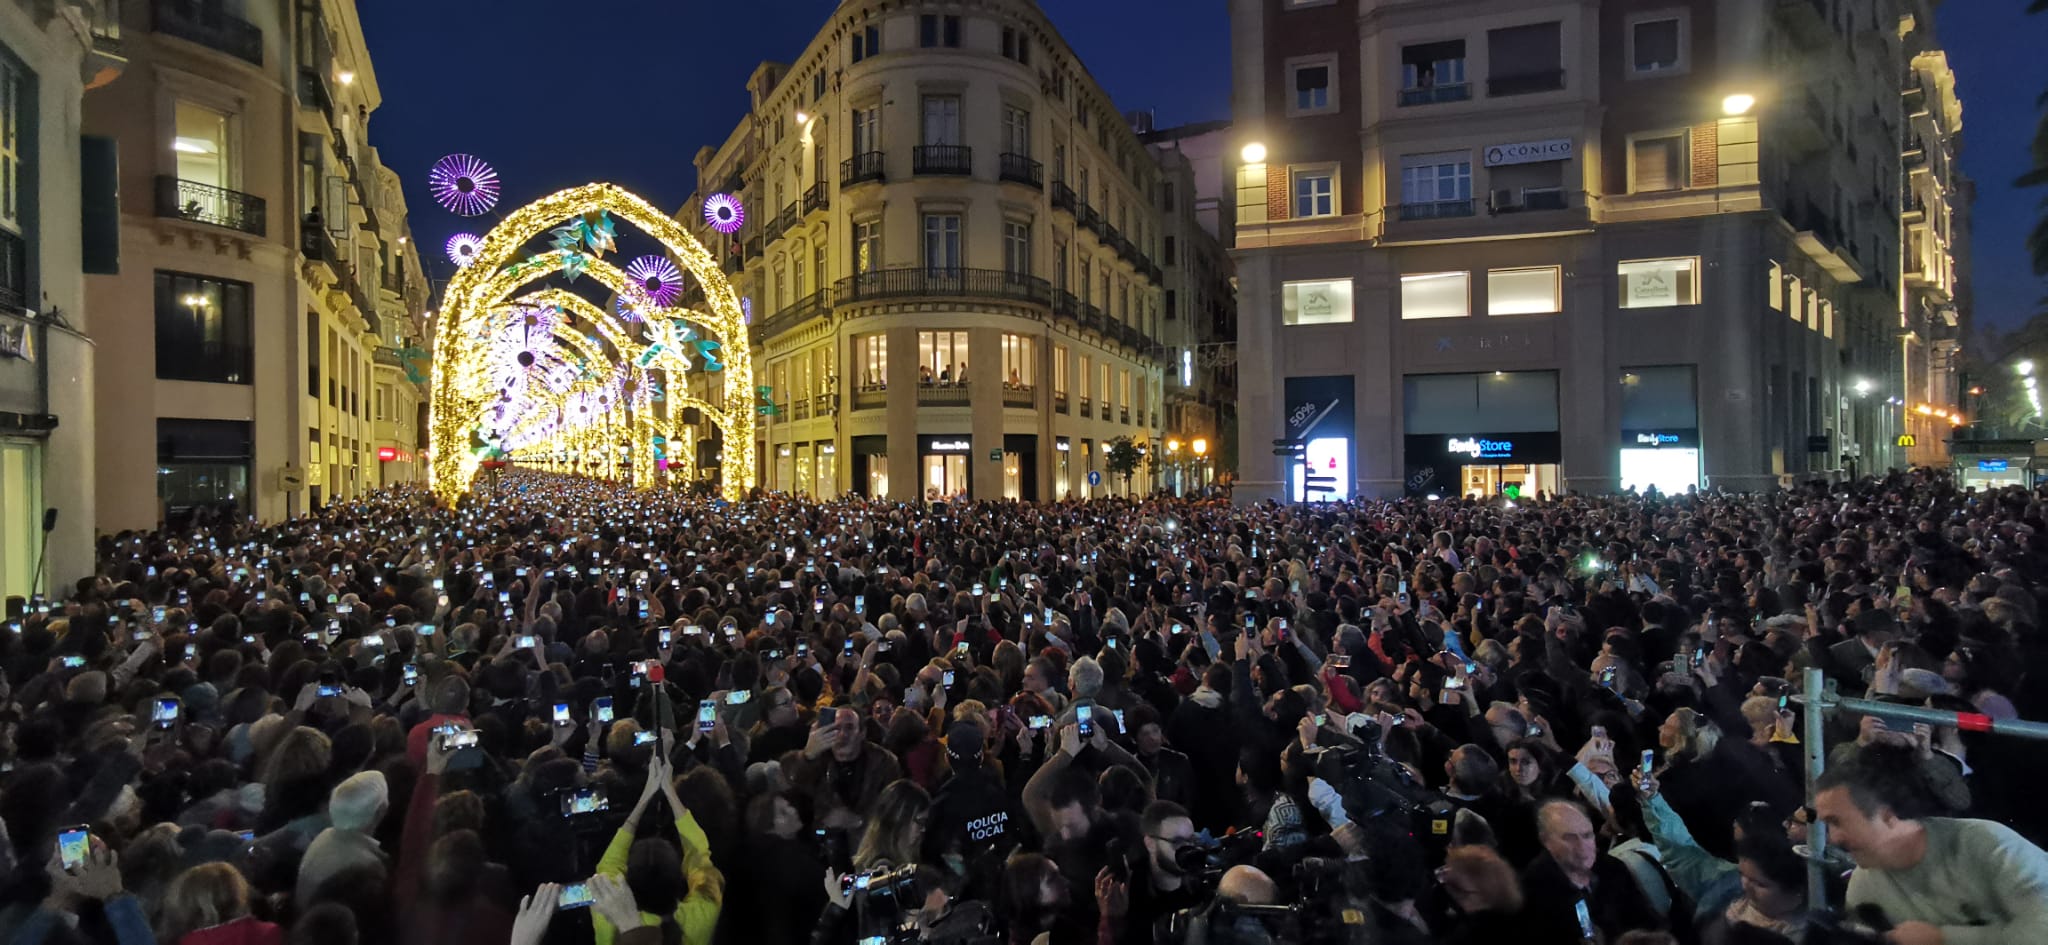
{"left": 6, "top": 468, "right": 2048, "bottom": 945}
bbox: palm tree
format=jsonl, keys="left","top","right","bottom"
{"left": 2026, "top": 1, "right": 2048, "bottom": 274}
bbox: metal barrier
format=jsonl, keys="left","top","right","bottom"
{"left": 1797, "top": 667, "right": 2048, "bottom": 909}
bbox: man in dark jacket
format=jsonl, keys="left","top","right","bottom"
{"left": 924, "top": 720, "right": 1026, "bottom": 901}
{"left": 1520, "top": 799, "right": 1663, "bottom": 944}
{"left": 785, "top": 706, "right": 900, "bottom": 832}
{"left": 1128, "top": 704, "right": 1196, "bottom": 813}
{"left": 1167, "top": 663, "right": 1240, "bottom": 831}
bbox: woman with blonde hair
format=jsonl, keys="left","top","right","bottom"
{"left": 852, "top": 779, "right": 931, "bottom": 872}
{"left": 158, "top": 863, "right": 281, "bottom": 945}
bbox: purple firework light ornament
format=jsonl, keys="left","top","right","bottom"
{"left": 446, "top": 233, "right": 483, "bottom": 267}
{"left": 624, "top": 256, "right": 684, "bottom": 308}
{"left": 428, "top": 154, "right": 501, "bottom": 216}
{"left": 703, "top": 193, "right": 745, "bottom": 234}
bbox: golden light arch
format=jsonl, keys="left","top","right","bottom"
{"left": 428, "top": 184, "right": 755, "bottom": 503}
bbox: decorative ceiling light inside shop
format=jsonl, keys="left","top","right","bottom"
{"left": 703, "top": 193, "right": 746, "bottom": 234}
{"left": 446, "top": 232, "right": 483, "bottom": 267}
{"left": 625, "top": 255, "right": 685, "bottom": 308}
{"left": 429, "top": 153, "right": 502, "bottom": 216}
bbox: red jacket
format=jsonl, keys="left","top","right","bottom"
{"left": 180, "top": 917, "right": 282, "bottom": 945}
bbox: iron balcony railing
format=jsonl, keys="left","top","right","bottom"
{"left": 752, "top": 288, "right": 833, "bottom": 342}
{"left": 1077, "top": 203, "right": 1103, "bottom": 235}
{"left": 297, "top": 67, "right": 334, "bottom": 123}
{"left": 841, "top": 151, "right": 885, "bottom": 186}
{"left": 999, "top": 153, "right": 1044, "bottom": 189}
{"left": 744, "top": 236, "right": 763, "bottom": 260}
{"left": 157, "top": 175, "right": 266, "bottom": 236}
{"left": 771, "top": 203, "right": 797, "bottom": 241}
{"left": 913, "top": 144, "right": 973, "bottom": 176}
{"left": 834, "top": 267, "right": 1051, "bottom": 306}
{"left": 152, "top": 0, "right": 263, "bottom": 66}
{"left": 1051, "top": 182, "right": 1077, "bottom": 212}
{"left": 917, "top": 386, "right": 970, "bottom": 406}
{"left": 1398, "top": 198, "right": 1476, "bottom": 221}
{"left": 1079, "top": 397, "right": 1092, "bottom": 419}
{"left": 1398, "top": 82, "right": 1471, "bottom": 107}
{"left": 802, "top": 182, "right": 830, "bottom": 215}
{"left": 1486, "top": 69, "right": 1565, "bottom": 97}
{"left": 1054, "top": 391, "right": 1069, "bottom": 414}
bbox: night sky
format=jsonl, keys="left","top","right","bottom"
{"left": 359, "top": 1, "right": 2044, "bottom": 337}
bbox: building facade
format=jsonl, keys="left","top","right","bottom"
{"left": 0, "top": 0, "right": 122, "bottom": 602}
{"left": 678, "top": 0, "right": 1173, "bottom": 502}
{"left": 1141, "top": 118, "right": 1240, "bottom": 495}
{"left": 83, "top": 0, "right": 428, "bottom": 533}
{"left": 1231, "top": 0, "right": 1966, "bottom": 501}
{"left": 1898, "top": 2, "right": 1967, "bottom": 467}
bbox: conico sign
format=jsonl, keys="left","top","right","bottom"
{"left": 1483, "top": 138, "right": 1574, "bottom": 167}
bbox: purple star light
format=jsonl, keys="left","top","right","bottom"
{"left": 429, "top": 154, "right": 501, "bottom": 216}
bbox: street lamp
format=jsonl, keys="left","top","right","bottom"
{"left": 1191, "top": 438, "right": 1208, "bottom": 456}
{"left": 1722, "top": 93, "right": 1756, "bottom": 115}
{"left": 2018, "top": 360, "right": 2036, "bottom": 377}
{"left": 1240, "top": 142, "right": 1267, "bottom": 164}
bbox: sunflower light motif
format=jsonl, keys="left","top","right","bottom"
{"left": 625, "top": 255, "right": 685, "bottom": 308}
{"left": 446, "top": 233, "right": 483, "bottom": 267}
{"left": 429, "top": 154, "right": 502, "bottom": 216}
{"left": 703, "top": 193, "right": 745, "bottom": 234}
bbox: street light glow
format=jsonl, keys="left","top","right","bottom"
{"left": 1241, "top": 142, "right": 1267, "bottom": 163}
{"left": 1854, "top": 379, "right": 1873, "bottom": 395}
{"left": 1192, "top": 438, "right": 1208, "bottom": 456}
{"left": 1722, "top": 93, "right": 1756, "bottom": 115}
{"left": 2019, "top": 360, "right": 2036, "bottom": 377}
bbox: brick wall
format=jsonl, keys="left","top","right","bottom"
{"left": 1690, "top": 122, "right": 1719, "bottom": 189}
{"left": 1267, "top": 166, "right": 1291, "bottom": 220}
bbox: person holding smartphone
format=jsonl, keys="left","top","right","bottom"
{"left": 592, "top": 752, "right": 724, "bottom": 945}
{"left": 1519, "top": 798, "right": 1665, "bottom": 945}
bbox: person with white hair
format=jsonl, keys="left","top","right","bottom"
{"left": 295, "top": 770, "right": 390, "bottom": 904}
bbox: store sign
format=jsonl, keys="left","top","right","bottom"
{"left": 988, "top": 448, "right": 1003, "bottom": 462}
{"left": 926, "top": 439, "right": 971, "bottom": 452}
{"left": 1896, "top": 434, "right": 1917, "bottom": 447}
{"left": 1484, "top": 138, "right": 1573, "bottom": 167}
{"left": 1980, "top": 459, "right": 2010, "bottom": 472}
{"left": 1622, "top": 429, "right": 1700, "bottom": 449}
{"left": 1055, "top": 440, "right": 1071, "bottom": 452}
{"left": 0, "top": 322, "right": 33, "bottom": 362}
{"left": 1447, "top": 437, "right": 1516, "bottom": 460}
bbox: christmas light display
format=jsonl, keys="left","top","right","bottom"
{"left": 428, "top": 184, "right": 754, "bottom": 504}
{"left": 625, "top": 255, "right": 685, "bottom": 307}
{"left": 703, "top": 193, "right": 745, "bottom": 234}
{"left": 446, "top": 233, "right": 483, "bottom": 267}
{"left": 429, "top": 154, "right": 502, "bottom": 216}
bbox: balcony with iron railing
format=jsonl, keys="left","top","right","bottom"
{"left": 1051, "top": 181, "right": 1077, "bottom": 213}
{"left": 1398, "top": 82, "right": 1470, "bottom": 107}
{"left": 1398, "top": 198, "right": 1476, "bottom": 221}
{"left": 917, "top": 385, "right": 970, "bottom": 406}
{"left": 914, "top": 145, "right": 973, "bottom": 176}
{"left": 1486, "top": 69, "right": 1565, "bottom": 97}
{"left": 841, "top": 151, "right": 885, "bottom": 187}
{"left": 744, "top": 236, "right": 763, "bottom": 260}
{"left": 1079, "top": 397, "right": 1092, "bottom": 419}
{"left": 752, "top": 288, "right": 833, "bottom": 342}
{"left": 1054, "top": 391, "right": 1069, "bottom": 414}
{"left": 1120, "top": 406, "right": 1131, "bottom": 424}
{"left": 802, "top": 182, "right": 829, "bottom": 216}
{"left": 152, "top": 0, "right": 263, "bottom": 66}
{"left": 297, "top": 67, "right": 334, "bottom": 123}
{"left": 835, "top": 267, "right": 1051, "bottom": 307}
{"left": 770, "top": 204, "right": 797, "bottom": 241}
{"left": 1077, "top": 203, "right": 1104, "bottom": 236}
{"left": 999, "top": 153, "right": 1044, "bottom": 189}
{"left": 156, "top": 175, "right": 266, "bottom": 236}
{"left": 1003, "top": 386, "right": 1035, "bottom": 408}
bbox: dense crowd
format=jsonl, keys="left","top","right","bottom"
{"left": 5, "top": 469, "right": 2048, "bottom": 945}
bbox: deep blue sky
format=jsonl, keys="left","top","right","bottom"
{"left": 360, "top": 1, "right": 2042, "bottom": 336}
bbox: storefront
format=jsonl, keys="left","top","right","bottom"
{"left": 815, "top": 443, "right": 837, "bottom": 498}
{"left": 1055, "top": 438, "right": 1072, "bottom": 499}
{"left": 1403, "top": 371, "right": 1560, "bottom": 498}
{"left": 1618, "top": 366, "right": 1701, "bottom": 495}
{"left": 157, "top": 418, "right": 252, "bottom": 526}
{"left": 851, "top": 436, "right": 888, "bottom": 497}
{"left": 1404, "top": 432, "right": 1562, "bottom": 499}
{"left": 919, "top": 434, "right": 972, "bottom": 500}
{"left": 1003, "top": 434, "right": 1038, "bottom": 501}
{"left": 1619, "top": 429, "right": 1700, "bottom": 495}
{"left": 1283, "top": 375, "right": 1356, "bottom": 501}
{"left": 1950, "top": 441, "right": 2036, "bottom": 491}
{"left": 774, "top": 444, "right": 795, "bottom": 492}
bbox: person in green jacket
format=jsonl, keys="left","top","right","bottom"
{"left": 594, "top": 751, "right": 724, "bottom": 945}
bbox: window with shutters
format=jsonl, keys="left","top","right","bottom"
{"left": 1287, "top": 56, "right": 1337, "bottom": 116}
{"left": 1629, "top": 16, "right": 1685, "bottom": 75}
{"left": 1628, "top": 132, "right": 1687, "bottom": 193}
{"left": 1485, "top": 22, "right": 1563, "bottom": 95}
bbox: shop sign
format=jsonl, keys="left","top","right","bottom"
{"left": 1448, "top": 437, "right": 1516, "bottom": 460}
{"left": 1980, "top": 459, "right": 2010, "bottom": 472}
{"left": 1621, "top": 429, "right": 1700, "bottom": 449}
{"left": 988, "top": 448, "right": 1003, "bottom": 461}
{"left": 926, "top": 438, "right": 971, "bottom": 452}
{"left": 1483, "top": 138, "right": 1573, "bottom": 167}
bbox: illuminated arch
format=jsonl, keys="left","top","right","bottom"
{"left": 429, "top": 184, "right": 754, "bottom": 502}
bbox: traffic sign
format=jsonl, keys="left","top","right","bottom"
{"left": 1087, "top": 470, "right": 1102, "bottom": 486}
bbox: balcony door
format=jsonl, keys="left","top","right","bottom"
{"left": 922, "top": 213, "right": 961, "bottom": 281}
{"left": 922, "top": 96, "right": 961, "bottom": 146}
{"left": 852, "top": 105, "right": 880, "bottom": 155}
